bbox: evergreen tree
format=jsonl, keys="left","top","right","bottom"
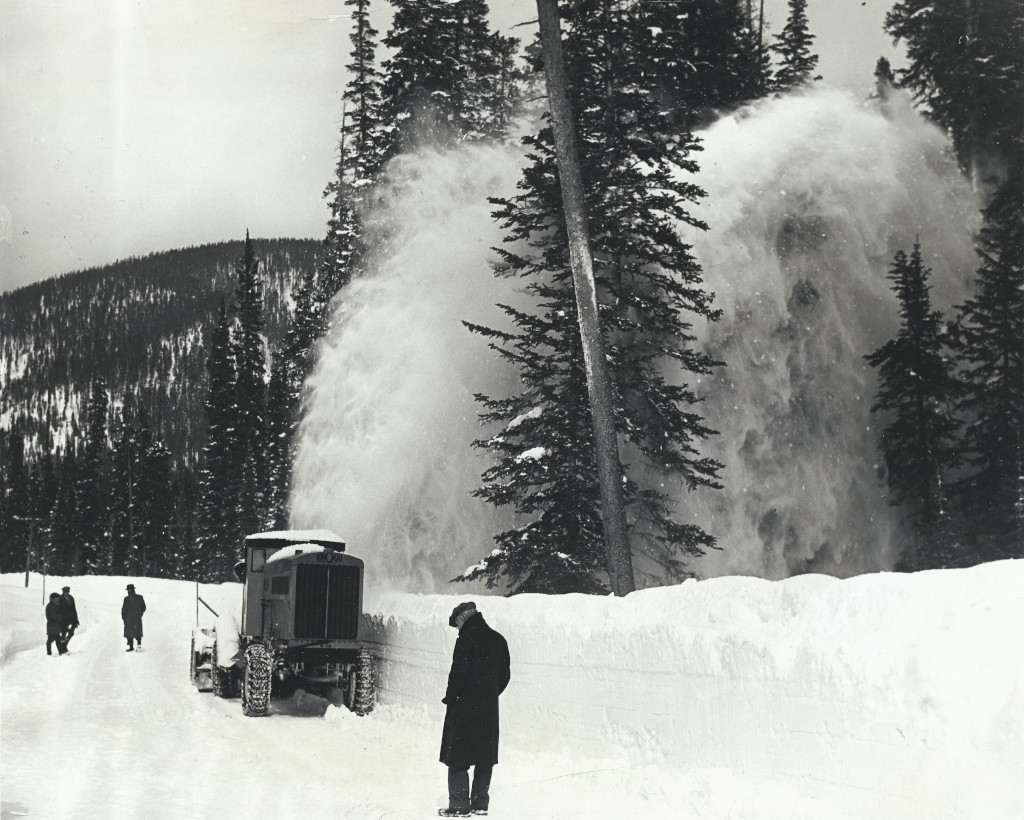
{"left": 317, "top": 0, "right": 386, "bottom": 311}
{"left": 865, "top": 242, "right": 962, "bottom": 569}
{"left": 276, "top": 0, "right": 392, "bottom": 530}
{"left": 873, "top": 56, "right": 898, "bottom": 101}
{"left": 739, "top": 0, "right": 773, "bottom": 101}
{"left": 77, "top": 378, "right": 111, "bottom": 574}
{"left": 950, "top": 168, "right": 1024, "bottom": 559}
{"left": 343, "top": 0, "right": 387, "bottom": 182}
{"left": 109, "top": 395, "right": 173, "bottom": 575}
{"left": 488, "top": 28, "right": 526, "bottom": 136}
{"left": 885, "top": 0, "right": 1024, "bottom": 181}
{"left": 642, "top": 0, "right": 772, "bottom": 124}
{"left": 27, "top": 455, "right": 57, "bottom": 577}
{"left": 277, "top": 269, "right": 319, "bottom": 507}
{"left": 110, "top": 392, "right": 148, "bottom": 574}
{"left": 169, "top": 469, "right": 200, "bottom": 580}
{"left": 282, "top": 0, "right": 386, "bottom": 419}
{"left": 462, "top": 0, "right": 723, "bottom": 594}
{"left": 197, "top": 299, "right": 240, "bottom": 580}
{"left": 381, "top": 0, "right": 518, "bottom": 156}
{"left": 770, "top": 0, "right": 821, "bottom": 91}
{"left": 264, "top": 354, "right": 292, "bottom": 530}
{"left": 0, "top": 422, "right": 30, "bottom": 573}
{"left": 49, "top": 449, "right": 79, "bottom": 576}
{"left": 232, "top": 232, "right": 269, "bottom": 537}
{"left": 139, "top": 428, "right": 175, "bottom": 577}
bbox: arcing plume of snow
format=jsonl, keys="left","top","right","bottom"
{"left": 677, "top": 87, "right": 978, "bottom": 580}
{"left": 291, "top": 86, "right": 978, "bottom": 592}
{"left": 291, "top": 142, "right": 526, "bottom": 594}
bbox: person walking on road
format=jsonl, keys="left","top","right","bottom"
{"left": 438, "top": 602, "right": 511, "bottom": 818}
{"left": 45, "top": 592, "right": 68, "bottom": 656}
{"left": 59, "top": 585, "right": 79, "bottom": 647}
{"left": 122, "top": 583, "right": 146, "bottom": 652}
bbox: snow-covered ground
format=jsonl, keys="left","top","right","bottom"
{"left": 2, "top": 564, "right": 1023, "bottom": 819}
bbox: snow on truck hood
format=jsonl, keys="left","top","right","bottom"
{"left": 264, "top": 544, "right": 332, "bottom": 565}
{"left": 245, "top": 529, "right": 346, "bottom": 545}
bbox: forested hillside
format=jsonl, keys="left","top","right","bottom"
{"left": 1, "top": 239, "right": 317, "bottom": 459}
{"left": 0, "top": 239, "right": 319, "bottom": 575}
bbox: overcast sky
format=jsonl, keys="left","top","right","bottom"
{"left": 0, "top": 0, "right": 902, "bottom": 293}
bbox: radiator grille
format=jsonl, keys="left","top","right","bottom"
{"left": 294, "top": 564, "right": 361, "bottom": 639}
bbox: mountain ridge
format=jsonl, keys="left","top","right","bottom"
{"left": 1, "top": 237, "right": 321, "bottom": 466}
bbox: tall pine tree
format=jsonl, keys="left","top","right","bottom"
{"left": 108, "top": 395, "right": 174, "bottom": 576}
{"left": 110, "top": 392, "right": 148, "bottom": 574}
{"left": 139, "top": 424, "right": 175, "bottom": 577}
{"left": 461, "top": 0, "right": 724, "bottom": 594}
{"left": 318, "top": 0, "right": 386, "bottom": 310}
{"left": 770, "top": 0, "right": 821, "bottom": 91}
{"left": 865, "top": 242, "right": 962, "bottom": 569}
{"left": 0, "top": 422, "right": 30, "bottom": 572}
{"left": 77, "top": 379, "right": 111, "bottom": 574}
{"left": 642, "top": 0, "right": 772, "bottom": 125}
{"left": 885, "top": 0, "right": 1023, "bottom": 183}
{"left": 381, "top": 0, "right": 518, "bottom": 156}
{"left": 232, "top": 232, "right": 269, "bottom": 538}
{"left": 950, "top": 166, "right": 1024, "bottom": 559}
{"left": 197, "top": 299, "right": 240, "bottom": 580}
{"left": 264, "top": 354, "right": 292, "bottom": 530}
{"left": 49, "top": 448, "right": 79, "bottom": 576}
{"left": 274, "top": 0, "right": 388, "bottom": 529}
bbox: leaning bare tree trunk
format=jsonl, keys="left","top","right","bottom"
{"left": 535, "top": 0, "right": 635, "bottom": 596}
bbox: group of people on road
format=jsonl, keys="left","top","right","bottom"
{"left": 44, "top": 583, "right": 146, "bottom": 655}
{"left": 44, "top": 586, "right": 78, "bottom": 656}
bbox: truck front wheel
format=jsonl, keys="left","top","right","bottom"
{"left": 242, "top": 644, "right": 272, "bottom": 717}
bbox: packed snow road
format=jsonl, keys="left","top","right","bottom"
{"left": 1, "top": 576, "right": 715, "bottom": 820}
{"left": 4, "top": 566, "right": 1023, "bottom": 819}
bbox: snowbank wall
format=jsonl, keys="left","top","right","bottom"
{"left": 364, "top": 560, "right": 1024, "bottom": 818}
{"left": 1, "top": 585, "right": 49, "bottom": 661}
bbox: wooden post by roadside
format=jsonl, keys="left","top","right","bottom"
{"left": 535, "top": 0, "right": 635, "bottom": 595}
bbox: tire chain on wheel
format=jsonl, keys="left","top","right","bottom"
{"left": 242, "top": 644, "right": 273, "bottom": 717}
{"left": 354, "top": 647, "right": 375, "bottom": 716}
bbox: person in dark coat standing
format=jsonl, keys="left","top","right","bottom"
{"left": 45, "top": 592, "right": 68, "bottom": 656}
{"left": 438, "top": 602, "right": 510, "bottom": 817}
{"left": 59, "top": 585, "right": 79, "bottom": 647}
{"left": 121, "top": 584, "right": 146, "bottom": 652}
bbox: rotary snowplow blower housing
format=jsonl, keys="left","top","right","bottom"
{"left": 190, "top": 530, "right": 376, "bottom": 717}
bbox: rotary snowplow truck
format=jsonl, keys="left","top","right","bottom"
{"left": 190, "top": 530, "right": 375, "bottom": 717}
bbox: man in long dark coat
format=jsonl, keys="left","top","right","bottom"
{"left": 121, "top": 583, "right": 146, "bottom": 652}
{"left": 438, "top": 602, "right": 510, "bottom": 817}
{"left": 59, "top": 585, "right": 79, "bottom": 647}
{"left": 45, "top": 592, "right": 68, "bottom": 656}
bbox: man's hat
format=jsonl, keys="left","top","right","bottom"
{"left": 126, "top": 584, "right": 135, "bottom": 591}
{"left": 62, "top": 586, "right": 70, "bottom": 591}
{"left": 50, "top": 592, "right": 61, "bottom": 599}
{"left": 448, "top": 601, "right": 477, "bottom": 627}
